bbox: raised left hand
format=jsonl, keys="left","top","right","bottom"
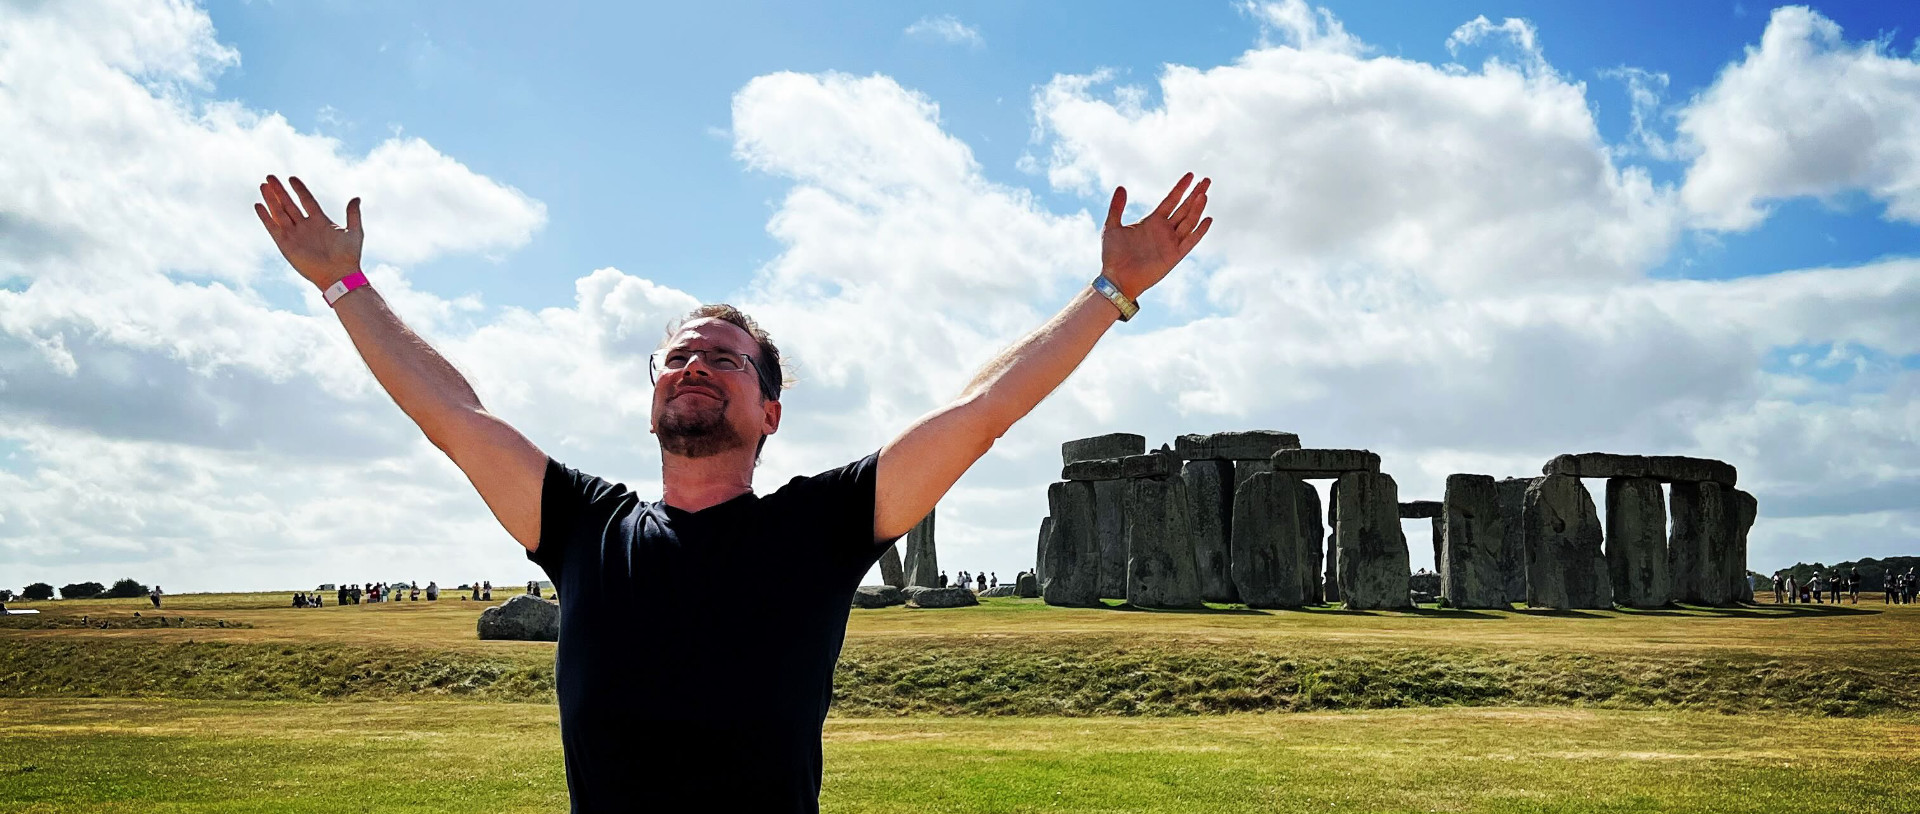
{"left": 1100, "top": 172, "right": 1213, "bottom": 299}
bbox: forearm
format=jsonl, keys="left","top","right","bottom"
{"left": 958, "top": 286, "right": 1120, "bottom": 437}
{"left": 331, "top": 287, "right": 484, "bottom": 440}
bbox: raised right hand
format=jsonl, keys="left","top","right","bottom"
{"left": 254, "top": 175, "right": 363, "bottom": 289}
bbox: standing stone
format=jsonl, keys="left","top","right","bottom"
{"left": 878, "top": 544, "right": 906, "bottom": 589}
{"left": 1034, "top": 516, "right": 1052, "bottom": 586}
{"left": 1728, "top": 489, "right": 1757, "bottom": 603}
{"left": 1299, "top": 484, "right": 1324, "bottom": 603}
{"left": 1125, "top": 477, "right": 1203, "bottom": 608}
{"left": 1441, "top": 474, "right": 1507, "bottom": 609}
{"left": 1322, "top": 481, "right": 1341, "bottom": 603}
{"left": 902, "top": 510, "right": 939, "bottom": 589}
{"left": 1495, "top": 478, "right": 1532, "bottom": 605}
{"left": 1229, "top": 471, "right": 1312, "bottom": 607}
{"left": 1182, "top": 459, "right": 1238, "bottom": 603}
{"left": 1041, "top": 482, "right": 1100, "bottom": 606}
{"left": 1669, "top": 481, "right": 1736, "bottom": 606}
{"left": 1233, "top": 460, "right": 1273, "bottom": 489}
{"left": 1522, "top": 475, "right": 1613, "bottom": 609}
{"left": 1014, "top": 571, "right": 1039, "bottom": 598}
{"left": 1062, "top": 433, "right": 1147, "bottom": 466}
{"left": 1604, "top": 477, "right": 1669, "bottom": 608}
{"left": 1093, "top": 480, "right": 1129, "bottom": 599}
{"left": 1430, "top": 518, "right": 1444, "bottom": 572}
{"left": 1334, "top": 471, "right": 1413, "bottom": 610}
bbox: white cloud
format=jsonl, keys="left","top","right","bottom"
{"left": 1677, "top": 6, "right": 1920, "bottom": 230}
{"left": 1237, "top": 0, "right": 1366, "bottom": 56}
{"left": 903, "top": 14, "right": 983, "bottom": 48}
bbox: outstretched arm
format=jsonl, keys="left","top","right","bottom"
{"left": 254, "top": 175, "right": 547, "bottom": 551}
{"left": 873, "top": 174, "right": 1213, "bottom": 542}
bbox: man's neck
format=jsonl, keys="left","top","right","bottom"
{"left": 660, "top": 449, "right": 757, "bottom": 512}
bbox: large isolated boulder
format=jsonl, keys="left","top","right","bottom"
{"left": 904, "top": 586, "right": 980, "bottom": 608}
{"left": 1175, "top": 431, "right": 1302, "bottom": 460}
{"left": 1062, "top": 433, "right": 1146, "bottom": 466}
{"left": 1093, "top": 480, "right": 1129, "bottom": 599}
{"left": 1605, "top": 477, "right": 1669, "bottom": 608}
{"left": 878, "top": 544, "right": 906, "bottom": 589}
{"left": 1669, "top": 481, "right": 1734, "bottom": 606}
{"left": 852, "top": 585, "right": 905, "bottom": 609}
{"left": 476, "top": 594, "right": 559, "bottom": 641}
{"left": 1441, "top": 474, "right": 1508, "bottom": 609}
{"left": 1230, "top": 471, "right": 1313, "bottom": 607}
{"left": 1271, "top": 449, "right": 1382, "bottom": 480}
{"left": 1334, "top": 471, "right": 1413, "bottom": 610}
{"left": 1728, "top": 489, "right": 1758, "bottom": 603}
{"left": 902, "top": 510, "right": 939, "bottom": 588}
{"left": 1126, "top": 476, "right": 1203, "bottom": 608}
{"left": 1015, "top": 571, "right": 1039, "bottom": 598}
{"left": 1182, "top": 459, "right": 1239, "bottom": 603}
{"left": 1543, "top": 453, "right": 1737, "bottom": 487}
{"left": 1495, "top": 478, "right": 1532, "bottom": 604}
{"left": 1042, "top": 481, "right": 1102, "bottom": 606}
{"left": 1522, "top": 475, "right": 1613, "bottom": 609}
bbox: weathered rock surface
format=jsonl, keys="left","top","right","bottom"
{"left": 903, "top": 510, "right": 939, "bottom": 588}
{"left": 1728, "top": 489, "right": 1758, "bottom": 603}
{"left": 878, "top": 544, "right": 906, "bottom": 589}
{"left": 1522, "top": 475, "right": 1613, "bottom": 609}
{"left": 1175, "top": 431, "right": 1302, "bottom": 460}
{"left": 1093, "top": 480, "right": 1129, "bottom": 599}
{"left": 1062, "top": 433, "right": 1146, "bottom": 466}
{"left": 980, "top": 585, "right": 1018, "bottom": 598}
{"left": 1015, "top": 571, "right": 1039, "bottom": 598}
{"left": 1299, "top": 484, "right": 1325, "bottom": 603}
{"left": 1182, "top": 459, "right": 1239, "bottom": 603}
{"left": 1605, "top": 477, "right": 1669, "bottom": 608}
{"left": 1233, "top": 459, "right": 1273, "bottom": 489}
{"left": 1042, "top": 481, "right": 1101, "bottom": 606}
{"left": 1495, "top": 478, "right": 1532, "bottom": 605}
{"left": 1126, "top": 477, "right": 1203, "bottom": 609}
{"left": 1543, "top": 453, "right": 1737, "bottom": 486}
{"left": 476, "top": 594, "right": 559, "bottom": 641}
{"left": 1033, "top": 516, "right": 1052, "bottom": 586}
{"left": 1441, "top": 474, "right": 1508, "bottom": 609}
{"left": 852, "top": 584, "right": 905, "bottom": 608}
{"left": 1334, "top": 471, "right": 1413, "bottom": 610}
{"left": 905, "top": 586, "right": 980, "bottom": 608}
{"left": 1322, "top": 481, "right": 1341, "bottom": 603}
{"left": 1271, "top": 449, "right": 1382, "bottom": 479}
{"left": 1669, "top": 481, "right": 1734, "bottom": 606}
{"left": 1062, "top": 451, "right": 1177, "bottom": 481}
{"left": 1230, "top": 471, "right": 1312, "bottom": 607}
{"left": 1398, "top": 501, "right": 1442, "bottom": 518}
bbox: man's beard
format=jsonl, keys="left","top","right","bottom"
{"left": 657, "top": 396, "right": 749, "bottom": 459}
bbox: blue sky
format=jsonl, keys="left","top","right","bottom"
{"left": 3, "top": 0, "right": 1918, "bottom": 591}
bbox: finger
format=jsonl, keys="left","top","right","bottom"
{"left": 1173, "top": 193, "right": 1207, "bottom": 238}
{"left": 345, "top": 197, "right": 362, "bottom": 233}
{"left": 1105, "top": 186, "right": 1127, "bottom": 230}
{"left": 1176, "top": 217, "right": 1213, "bottom": 257}
{"left": 1149, "top": 171, "right": 1194, "bottom": 220}
{"left": 265, "top": 176, "right": 303, "bottom": 223}
{"left": 253, "top": 202, "right": 284, "bottom": 239}
{"left": 289, "top": 176, "right": 332, "bottom": 224}
{"left": 1167, "top": 177, "right": 1211, "bottom": 228}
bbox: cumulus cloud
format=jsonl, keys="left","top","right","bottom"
{"left": 1678, "top": 6, "right": 1920, "bottom": 230}
{"left": 903, "top": 14, "right": 983, "bottom": 48}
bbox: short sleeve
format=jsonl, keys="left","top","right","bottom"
{"left": 773, "top": 451, "right": 885, "bottom": 567}
{"left": 529, "top": 457, "right": 630, "bottom": 581}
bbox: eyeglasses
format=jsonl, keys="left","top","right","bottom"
{"left": 650, "top": 346, "right": 779, "bottom": 401}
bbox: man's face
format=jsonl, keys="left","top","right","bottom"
{"left": 649, "top": 318, "right": 780, "bottom": 459}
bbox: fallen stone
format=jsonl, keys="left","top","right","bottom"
{"left": 1522, "top": 475, "right": 1613, "bottom": 609}
{"left": 1441, "top": 474, "right": 1508, "bottom": 609}
{"left": 1398, "top": 501, "right": 1442, "bottom": 518}
{"left": 1495, "top": 478, "right": 1532, "bottom": 604}
{"left": 1542, "top": 453, "right": 1737, "bottom": 487}
{"left": 1062, "top": 433, "right": 1146, "bottom": 466}
{"left": 1182, "top": 459, "right": 1239, "bottom": 603}
{"left": 980, "top": 585, "right": 1018, "bottom": 598}
{"left": 878, "top": 544, "right": 906, "bottom": 589}
{"left": 1094, "top": 479, "right": 1129, "bottom": 599}
{"left": 1175, "top": 431, "right": 1302, "bottom": 460}
{"left": 1015, "top": 571, "right": 1039, "bottom": 598}
{"left": 476, "top": 594, "right": 559, "bottom": 641}
{"left": 1604, "top": 477, "right": 1669, "bottom": 608}
{"left": 902, "top": 510, "right": 939, "bottom": 589}
{"left": 1126, "top": 477, "right": 1203, "bottom": 609}
{"left": 1271, "top": 449, "right": 1382, "bottom": 479}
{"left": 1668, "top": 481, "right": 1734, "bottom": 606}
{"left": 852, "top": 585, "right": 905, "bottom": 608}
{"left": 904, "top": 586, "right": 980, "bottom": 608}
{"left": 1042, "top": 481, "right": 1102, "bottom": 606}
{"left": 1334, "top": 471, "right": 1413, "bottom": 610}
{"left": 1229, "top": 471, "right": 1311, "bottom": 608}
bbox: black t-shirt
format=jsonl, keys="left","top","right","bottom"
{"left": 529, "top": 453, "right": 889, "bottom": 812}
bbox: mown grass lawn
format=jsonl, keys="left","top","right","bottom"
{"left": 1, "top": 699, "right": 1916, "bottom": 813}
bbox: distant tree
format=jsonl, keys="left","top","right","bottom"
{"left": 0, "top": 589, "right": 13, "bottom": 602}
{"left": 21, "top": 583, "right": 54, "bottom": 601}
{"left": 100, "top": 578, "right": 149, "bottom": 599}
{"left": 60, "top": 581, "right": 105, "bottom": 600}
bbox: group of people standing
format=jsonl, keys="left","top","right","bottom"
{"left": 1771, "top": 568, "right": 1920, "bottom": 604}
{"left": 1888, "top": 570, "right": 1919, "bottom": 604}
{"left": 934, "top": 571, "right": 1002, "bottom": 593}
{"left": 333, "top": 581, "right": 441, "bottom": 605}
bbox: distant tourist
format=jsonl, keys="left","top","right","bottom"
{"left": 939, "top": 571, "right": 949, "bottom": 588}
{"left": 1772, "top": 573, "right": 1784, "bottom": 604}
{"left": 426, "top": 581, "right": 439, "bottom": 601}
{"left": 1785, "top": 575, "right": 1797, "bottom": 604}
{"left": 482, "top": 580, "right": 492, "bottom": 601}
{"left": 976, "top": 573, "right": 986, "bottom": 593}
{"left": 149, "top": 585, "right": 162, "bottom": 609}
{"left": 1829, "top": 572, "right": 1842, "bottom": 604}
{"left": 471, "top": 582, "right": 481, "bottom": 601}
{"left": 990, "top": 572, "right": 998, "bottom": 589}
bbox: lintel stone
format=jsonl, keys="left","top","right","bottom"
{"left": 1175, "top": 431, "right": 1302, "bottom": 461}
{"left": 1542, "top": 452, "right": 1737, "bottom": 486}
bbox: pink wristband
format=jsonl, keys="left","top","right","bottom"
{"left": 323, "top": 271, "right": 370, "bottom": 307}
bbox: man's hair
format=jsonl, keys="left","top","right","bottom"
{"left": 663, "top": 303, "right": 787, "bottom": 402}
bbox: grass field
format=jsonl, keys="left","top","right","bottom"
{"left": 4, "top": 591, "right": 1919, "bottom": 811}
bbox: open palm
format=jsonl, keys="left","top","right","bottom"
{"left": 1100, "top": 172, "right": 1212, "bottom": 298}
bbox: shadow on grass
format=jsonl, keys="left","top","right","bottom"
{"left": 1622, "top": 604, "right": 1880, "bottom": 619}
{"left": 1103, "top": 603, "right": 1269, "bottom": 616}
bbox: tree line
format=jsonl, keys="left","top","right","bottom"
{"left": 3, "top": 578, "right": 149, "bottom": 602}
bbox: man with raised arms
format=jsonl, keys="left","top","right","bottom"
{"left": 253, "top": 171, "right": 1212, "bottom": 811}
